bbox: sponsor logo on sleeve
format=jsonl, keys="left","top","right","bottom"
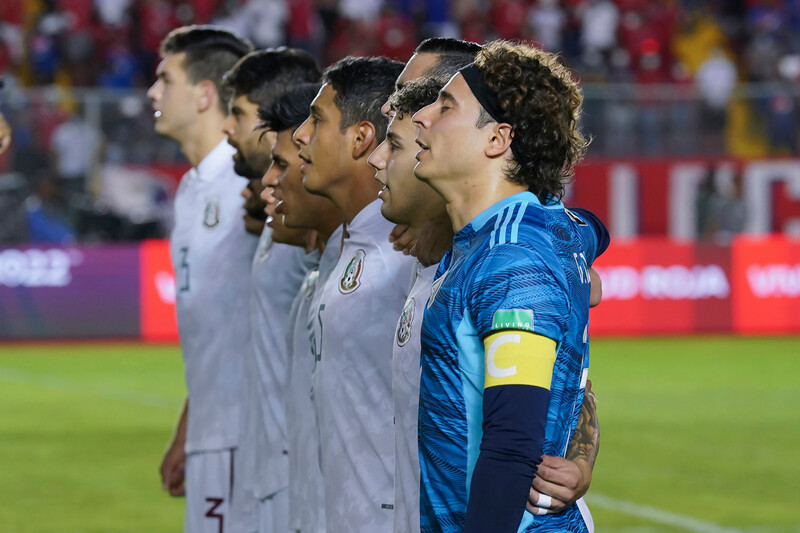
{"left": 491, "top": 309, "right": 534, "bottom": 332}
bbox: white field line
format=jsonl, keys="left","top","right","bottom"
{"left": 0, "top": 366, "right": 181, "bottom": 409}
{"left": 587, "top": 493, "right": 743, "bottom": 533}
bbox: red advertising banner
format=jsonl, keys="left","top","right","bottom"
{"left": 591, "top": 236, "right": 800, "bottom": 336}
{"left": 2, "top": 237, "right": 798, "bottom": 341}
{"left": 140, "top": 240, "right": 179, "bottom": 342}
{"left": 731, "top": 237, "right": 800, "bottom": 334}
{"left": 590, "top": 239, "right": 733, "bottom": 335}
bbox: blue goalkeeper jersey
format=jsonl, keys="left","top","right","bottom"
{"left": 418, "top": 191, "right": 608, "bottom": 533}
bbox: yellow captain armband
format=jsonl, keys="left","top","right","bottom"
{"left": 483, "top": 330, "right": 557, "bottom": 389}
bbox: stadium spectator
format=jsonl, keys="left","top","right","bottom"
{"left": 49, "top": 107, "right": 103, "bottom": 222}
{"left": 0, "top": 110, "right": 10, "bottom": 154}
{"left": 95, "top": 0, "right": 134, "bottom": 26}
{"left": 695, "top": 47, "right": 736, "bottom": 151}
{"left": 527, "top": 0, "right": 566, "bottom": 52}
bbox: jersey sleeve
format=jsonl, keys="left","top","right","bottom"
{"left": 463, "top": 244, "right": 567, "bottom": 533}
{"left": 468, "top": 243, "right": 570, "bottom": 343}
{"left": 566, "top": 207, "right": 610, "bottom": 265}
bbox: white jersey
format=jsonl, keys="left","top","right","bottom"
{"left": 170, "top": 139, "right": 257, "bottom": 454}
{"left": 232, "top": 228, "right": 309, "bottom": 533}
{"left": 392, "top": 261, "right": 436, "bottom": 533}
{"left": 312, "top": 200, "right": 416, "bottom": 533}
{"left": 286, "top": 226, "right": 342, "bottom": 533}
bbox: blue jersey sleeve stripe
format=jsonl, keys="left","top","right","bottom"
{"left": 490, "top": 207, "right": 507, "bottom": 249}
{"left": 497, "top": 205, "right": 516, "bottom": 247}
{"left": 509, "top": 202, "right": 527, "bottom": 244}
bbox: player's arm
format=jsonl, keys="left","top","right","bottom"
{"left": 567, "top": 208, "right": 610, "bottom": 264}
{"left": 160, "top": 398, "right": 188, "bottom": 497}
{"left": 464, "top": 329, "right": 557, "bottom": 533}
{"left": 528, "top": 379, "right": 599, "bottom": 513}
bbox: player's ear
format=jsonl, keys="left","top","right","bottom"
{"left": 352, "top": 121, "right": 377, "bottom": 159}
{"left": 485, "top": 123, "right": 513, "bottom": 159}
{"left": 196, "top": 80, "right": 218, "bottom": 113}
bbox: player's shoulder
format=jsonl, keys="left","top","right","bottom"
{"left": 477, "top": 203, "right": 557, "bottom": 263}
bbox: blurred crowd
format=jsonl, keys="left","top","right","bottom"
{"left": 1, "top": 0, "right": 800, "bottom": 244}
{"left": 1, "top": 0, "right": 800, "bottom": 88}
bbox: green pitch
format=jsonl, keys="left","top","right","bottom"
{"left": 0, "top": 338, "right": 798, "bottom": 532}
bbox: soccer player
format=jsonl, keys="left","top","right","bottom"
{"left": 292, "top": 56, "right": 414, "bottom": 533}
{"left": 369, "top": 77, "right": 445, "bottom": 533}
{"left": 376, "top": 40, "right": 604, "bottom": 532}
{"left": 219, "top": 48, "right": 320, "bottom": 533}
{"left": 147, "top": 25, "right": 254, "bottom": 533}
{"left": 372, "top": 76, "right": 605, "bottom": 532}
{"left": 259, "top": 82, "right": 344, "bottom": 533}
{"left": 411, "top": 40, "right": 607, "bottom": 531}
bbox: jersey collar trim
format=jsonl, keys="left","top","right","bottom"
{"left": 468, "top": 191, "right": 538, "bottom": 233}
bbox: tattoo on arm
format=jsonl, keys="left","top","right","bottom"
{"left": 566, "top": 389, "right": 600, "bottom": 470}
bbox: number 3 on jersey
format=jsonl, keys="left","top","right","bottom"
{"left": 179, "top": 246, "right": 190, "bottom": 292}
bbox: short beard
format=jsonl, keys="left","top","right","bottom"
{"left": 246, "top": 204, "right": 268, "bottom": 221}
{"left": 233, "top": 157, "right": 261, "bottom": 180}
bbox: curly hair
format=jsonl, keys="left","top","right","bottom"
{"left": 474, "top": 40, "right": 588, "bottom": 202}
{"left": 388, "top": 77, "right": 444, "bottom": 119}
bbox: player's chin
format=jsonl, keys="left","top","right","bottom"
{"left": 153, "top": 120, "right": 169, "bottom": 135}
{"left": 413, "top": 160, "right": 432, "bottom": 182}
{"left": 379, "top": 201, "right": 395, "bottom": 221}
{"left": 244, "top": 215, "right": 266, "bottom": 235}
{"left": 301, "top": 173, "right": 325, "bottom": 195}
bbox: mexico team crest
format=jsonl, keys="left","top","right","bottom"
{"left": 339, "top": 249, "right": 366, "bottom": 294}
{"left": 203, "top": 197, "right": 220, "bottom": 229}
{"left": 396, "top": 298, "right": 415, "bottom": 346}
{"left": 427, "top": 270, "right": 449, "bottom": 308}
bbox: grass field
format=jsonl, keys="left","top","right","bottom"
{"left": 0, "top": 338, "right": 799, "bottom": 533}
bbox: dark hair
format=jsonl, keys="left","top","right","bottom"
{"left": 160, "top": 25, "right": 253, "bottom": 112}
{"left": 389, "top": 77, "right": 444, "bottom": 119}
{"left": 258, "top": 82, "right": 322, "bottom": 132}
{"left": 322, "top": 56, "right": 404, "bottom": 141}
{"left": 475, "top": 40, "right": 588, "bottom": 202}
{"left": 222, "top": 48, "right": 321, "bottom": 109}
{"left": 416, "top": 38, "right": 481, "bottom": 81}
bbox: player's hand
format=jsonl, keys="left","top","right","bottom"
{"left": 305, "top": 230, "right": 319, "bottom": 254}
{"left": 410, "top": 212, "right": 452, "bottom": 267}
{"left": 589, "top": 267, "right": 602, "bottom": 308}
{"left": 160, "top": 441, "right": 186, "bottom": 497}
{"left": 526, "top": 456, "right": 591, "bottom": 515}
{"left": 0, "top": 113, "right": 11, "bottom": 155}
{"left": 389, "top": 224, "right": 415, "bottom": 255}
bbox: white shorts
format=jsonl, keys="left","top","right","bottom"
{"left": 185, "top": 448, "right": 235, "bottom": 533}
{"left": 259, "top": 488, "right": 289, "bottom": 533}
